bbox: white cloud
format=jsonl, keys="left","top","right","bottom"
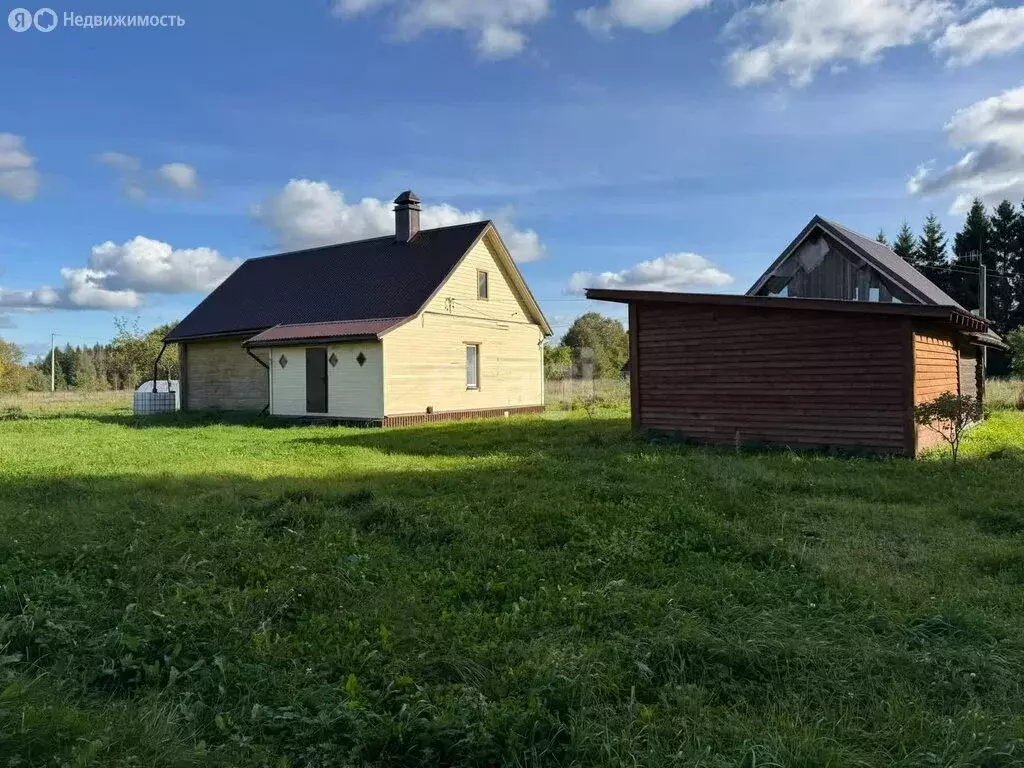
{"left": 97, "top": 151, "right": 141, "bottom": 173}
{"left": 478, "top": 24, "right": 527, "bottom": 57}
{"left": 84, "top": 237, "right": 241, "bottom": 293}
{"left": 98, "top": 151, "right": 146, "bottom": 200}
{"left": 0, "top": 237, "right": 240, "bottom": 312}
{"left": 567, "top": 252, "right": 734, "bottom": 294}
{"left": 726, "top": 0, "right": 959, "bottom": 87}
{"left": 158, "top": 162, "right": 199, "bottom": 193}
{"left": 934, "top": 6, "right": 1024, "bottom": 66}
{"left": 99, "top": 153, "right": 199, "bottom": 199}
{"left": 0, "top": 314, "right": 16, "bottom": 329}
{"left": 252, "top": 179, "right": 546, "bottom": 262}
{"left": 333, "top": 0, "right": 549, "bottom": 58}
{"left": 0, "top": 134, "right": 41, "bottom": 201}
{"left": 577, "top": 0, "right": 711, "bottom": 34}
{"left": 907, "top": 85, "right": 1024, "bottom": 213}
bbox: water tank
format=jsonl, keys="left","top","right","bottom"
{"left": 134, "top": 380, "right": 180, "bottom": 415}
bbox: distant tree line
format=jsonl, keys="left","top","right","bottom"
{"left": 0, "top": 318, "right": 178, "bottom": 394}
{"left": 544, "top": 312, "right": 629, "bottom": 380}
{"left": 877, "top": 197, "right": 1024, "bottom": 376}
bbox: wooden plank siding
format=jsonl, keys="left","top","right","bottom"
{"left": 269, "top": 342, "right": 384, "bottom": 420}
{"left": 382, "top": 232, "right": 545, "bottom": 417}
{"left": 762, "top": 235, "right": 916, "bottom": 303}
{"left": 912, "top": 325, "right": 960, "bottom": 453}
{"left": 632, "top": 302, "right": 912, "bottom": 454}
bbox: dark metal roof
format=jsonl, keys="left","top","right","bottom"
{"left": 585, "top": 289, "right": 993, "bottom": 335}
{"left": 818, "top": 217, "right": 966, "bottom": 309}
{"left": 244, "top": 318, "right": 407, "bottom": 348}
{"left": 166, "top": 221, "right": 490, "bottom": 342}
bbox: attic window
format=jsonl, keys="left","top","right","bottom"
{"left": 478, "top": 270, "right": 489, "bottom": 300}
{"left": 278, "top": 355, "right": 288, "bottom": 369}
{"left": 356, "top": 352, "right": 367, "bottom": 367}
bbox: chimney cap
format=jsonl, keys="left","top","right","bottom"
{"left": 394, "top": 190, "right": 421, "bottom": 207}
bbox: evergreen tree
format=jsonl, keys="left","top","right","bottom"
{"left": 917, "top": 214, "right": 952, "bottom": 294}
{"left": 876, "top": 229, "right": 888, "bottom": 246}
{"left": 892, "top": 221, "right": 918, "bottom": 264}
{"left": 989, "top": 200, "right": 1020, "bottom": 333}
{"left": 1016, "top": 198, "right": 1024, "bottom": 328}
{"left": 950, "top": 199, "right": 994, "bottom": 320}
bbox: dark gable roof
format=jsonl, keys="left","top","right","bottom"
{"left": 818, "top": 218, "right": 966, "bottom": 309}
{"left": 166, "top": 221, "right": 490, "bottom": 342}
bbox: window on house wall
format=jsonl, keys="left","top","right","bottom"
{"left": 466, "top": 344, "right": 479, "bottom": 389}
{"left": 478, "top": 270, "right": 489, "bottom": 300}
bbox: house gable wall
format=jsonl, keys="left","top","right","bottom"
{"left": 383, "top": 234, "right": 544, "bottom": 416}
{"left": 752, "top": 234, "right": 915, "bottom": 303}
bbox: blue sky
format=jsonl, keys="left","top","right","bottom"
{"left": 2, "top": 0, "right": 1023, "bottom": 356}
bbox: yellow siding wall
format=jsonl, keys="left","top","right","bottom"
{"left": 383, "top": 234, "right": 545, "bottom": 415}
{"left": 422, "top": 232, "right": 534, "bottom": 323}
{"left": 383, "top": 315, "right": 543, "bottom": 415}
{"left": 270, "top": 342, "right": 384, "bottom": 419}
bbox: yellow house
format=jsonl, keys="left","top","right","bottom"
{"left": 164, "top": 192, "right": 552, "bottom": 425}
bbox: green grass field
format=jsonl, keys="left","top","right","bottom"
{"left": 1, "top": 403, "right": 1023, "bottom": 766}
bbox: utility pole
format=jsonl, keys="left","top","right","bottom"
{"left": 969, "top": 248, "right": 988, "bottom": 376}
{"left": 50, "top": 332, "right": 56, "bottom": 393}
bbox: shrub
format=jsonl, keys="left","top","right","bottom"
{"left": 914, "top": 393, "right": 980, "bottom": 463}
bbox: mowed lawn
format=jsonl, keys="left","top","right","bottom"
{"left": 1, "top": 405, "right": 1023, "bottom": 767}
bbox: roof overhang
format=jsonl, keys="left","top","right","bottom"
{"left": 243, "top": 318, "right": 407, "bottom": 348}
{"left": 481, "top": 226, "right": 553, "bottom": 337}
{"left": 165, "top": 328, "right": 268, "bottom": 344}
{"left": 586, "top": 289, "right": 994, "bottom": 335}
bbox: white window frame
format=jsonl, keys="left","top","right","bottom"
{"left": 466, "top": 343, "right": 480, "bottom": 390}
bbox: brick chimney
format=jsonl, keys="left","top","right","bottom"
{"left": 394, "top": 190, "right": 421, "bottom": 243}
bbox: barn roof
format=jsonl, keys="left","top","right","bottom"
{"left": 818, "top": 218, "right": 965, "bottom": 308}
{"left": 748, "top": 216, "right": 966, "bottom": 309}
{"left": 585, "top": 289, "right": 1004, "bottom": 345}
{"left": 165, "top": 221, "right": 492, "bottom": 342}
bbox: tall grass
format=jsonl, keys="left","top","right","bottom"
{"left": 0, "top": 389, "right": 132, "bottom": 412}
{"left": 545, "top": 378, "right": 630, "bottom": 410}
{"left": 986, "top": 377, "right": 1023, "bottom": 412}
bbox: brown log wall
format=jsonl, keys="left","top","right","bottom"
{"left": 912, "top": 326, "right": 960, "bottom": 453}
{"left": 632, "top": 302, "right": 912, "bottom": 454}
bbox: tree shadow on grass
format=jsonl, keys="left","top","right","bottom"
{"left": 291, "top": 413, "right": 637, "bottom": 459}
{"left": 1, "top": 460, "right": 1023, "bottom": 767}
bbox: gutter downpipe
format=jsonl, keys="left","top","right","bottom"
{"left": 245, "top": 346, "right": 271, "bottom": 415}
{"left": 153, "top": 343, "right": 169, "bottom": 392}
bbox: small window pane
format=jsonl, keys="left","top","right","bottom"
{"left": 466, "top": 345, "right": 479, "bottom": 389}
{"left": 478, "top": 271, "right": 488, "bottom": 299}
